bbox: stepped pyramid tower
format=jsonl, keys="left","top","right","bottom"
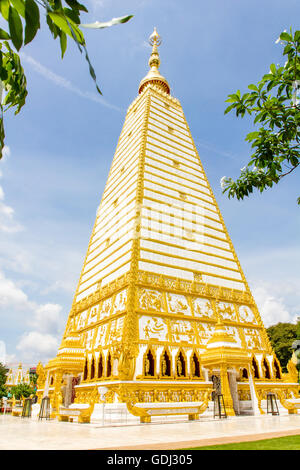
{"left": 39, "top": 29, "right": 299, "bottom": 419}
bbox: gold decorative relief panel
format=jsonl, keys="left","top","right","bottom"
{"left": 99, "top": 297, "right": 113, "bottom": 320}
{"left": 112, "top": 289, "right": 127, "bottom": 315}
{"left": 94, "top": 324, "right": 108, "bottom": 348}
{"left": 196, "top": 322, "right": 215, "bottom": 345}
{"left": 139, "top": 288, "right": 164, "bottom": 312}
{"left": 107, "top": 316, "right": 124, "bottom": 344}
{"left": 166, "top": 293, "right": 191, "bottom": 316}
{"left": 169, "top": 320, "right": 196, "bottom": 344}
{"left": 77, "top": 310, "right": 88, "bottom": 330}
{"left": 87, "top": 305, "right": 100, "bottom": 326}
{"left": 85, "top": 328, "right": 95, "bottom": 350}
{"left": 239, "top": 305, "right": 257, "bottom": 324}
{"left": 244, "top": 328, "right": 263, "bottom": 350}
{"left": 217, "top": 302, "right": 237, "bottom": 322}
{"left": 139, "top": 316, "right": 168, "bottom": 341}
{"left": 193, "top": 298, "right": 214, "bottom": 319}
{"left": 225, "top": 325, "right": 242, "bottom": 347}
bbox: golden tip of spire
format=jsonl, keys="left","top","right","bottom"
{"left": 138, "top": 27, "right": 170, "bottom": 95}
{"left": 149, "top": 27, "right": 161, "bottom": 46}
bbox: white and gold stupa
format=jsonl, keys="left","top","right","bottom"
{"left": 38, "top": 29, "right": 299, "bottom": 418}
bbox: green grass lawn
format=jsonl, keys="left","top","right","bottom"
{"left": 186, "top": 434, "right": 300, "bottom": 450}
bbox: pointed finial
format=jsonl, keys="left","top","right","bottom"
{"left": 138, "top": 27, "right": 170, "bottom": 95}
{"left": 149, "top": 27, "right": 161, "bottom": 46}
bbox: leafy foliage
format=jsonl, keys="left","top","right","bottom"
{"left": 0, "top": 384, "right": 8, "bottom": 398}
{"left": 266, "top": 322, "right": 298, "bottom": 372}
{"left": 0, "top": 362, "right": 9, "bottom": 398}
{"left": 222, "top": 29, "right": 300, "bottom": 204}
{"left": 10, "top": 382, "right": 35, "bottom": 399}
{"left": 0, "top": 0, "right": 133, "bottom": 158}
{"left": 0, "top": 362, "right": 9, "bottom": 386}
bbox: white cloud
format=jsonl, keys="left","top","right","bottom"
{"left": 0, "top": 269, "right": 64, "bottom": 364}
{"left": 0, "top": 271, "right": 29, "bottom": 308}
{"left": 29, "top": 303, "right": 63, "bottom": 336}
{"left": 0, "top": 170, "right": 24, "bottom": 233}
{"left": 4, "top": 353, "right": 17, "bottom": 366}
{"left": 16, "top": 331, "right": 59, "bottom": 363}
{"left": 251, "top": 279, "right": 300, "bottom": 327}
{"left": 2, "top": 145, "right": 11, "bottom": 162}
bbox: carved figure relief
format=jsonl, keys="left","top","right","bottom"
{"left": 107, "top": 317, "right": 124, "bottom": 344}
{"left": 100, "top": 298, "right": 113, "bottom": 320}
{"left": 217, "top": 302, "right": 236, "bottom": 321}
{"left": 170, "top": 320, "right": 195, "bottom": 344}
{"left": 193, "top": 298, "right": 214, "bottom": 318}
{"left": 244, "top": 328, "right": 263, "bottom": 350}
{"left": 77, "top": 310, "right": 88, "bottom": 330}
{"left": 94, "top": 324, "right": 108, "bottom": 348}
{"left": 139, "top": 289, "right": 164, "bottom": 312}
{"left": 196, "top": 322, "right": 215, "bottom": 345}
{"left": 87, "top": 305, "right": 99, "bottom": 325}
{"left": 139, "top": 316, "right": 168, "bottom": 342}
{"left": 112, "top": 289, "right": 127, "bottom": 315}
{"left": 85, "top": 328, "right": 95, "bottom": 350}
{"left": 167, "top": 293, "right": 191, "bottom": 315}
{"left": 225, "top": 326, "right": 242, "bottom": 347}
{"left": 239, "top": 305, "right": 256, "bottom": 324}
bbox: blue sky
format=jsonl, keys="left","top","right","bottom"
{"left": 0, "top": 0, "right": 299, "bottom": 367}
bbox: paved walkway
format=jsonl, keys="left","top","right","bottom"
{"left": 0, "top": 414, "right": 300, "bottom": 450}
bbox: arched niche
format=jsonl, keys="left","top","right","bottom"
{"left": 106, "top": 352, "right": 112, "bottom": 377}
{"left": 175, "top": 350, "right": 186, "bottom": 377}
{"left": 83, "top": 359, "right": 88, "bottom": 381}
{"left": 160, "top": 349, "right": 171, "bottom": 377}
{"left": 262, "top": 357, "right": 271, "bottom": 379}
{"left": 273, "top": 357, "right": 282, "bottom": 379}
{"left": 144, "top": 348, "right": 155, "bottom": 377}
{"left": 190, "top": 352, "right": 201, "bottom": 378}
{"left": 90, "top": 357, "right": 95, "bottom": 380}
{"left": 251, "top": 356, "right": 260, "bottom": 379}
{"left": 97, "top": 353, "right": 104, "bottom": 378}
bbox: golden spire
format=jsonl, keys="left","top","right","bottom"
{"left": 138, "top": 27, "right": 170, "bottom": 95}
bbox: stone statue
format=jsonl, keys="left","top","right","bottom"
{"left": 177, "top": 358, "right": 183, "bottom": 376}
{"left": 145, "top": 357, "right": 150, "bottom": 375}
{"left": 161, "top": 357, "right": 167, "bottom": 376}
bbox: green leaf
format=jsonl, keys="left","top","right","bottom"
{"left": 59, "top": 31, "right": 67, "bottom": 58}
{"left": 63, "top": 7, "right": 80, "bottom": 24}
{"left": 280, "top": 32, "right": 292, "bottom": 42}
{"left": 245, "top": 131, "right": 260, "bottom": 141}
{"left": 248, "top": 84, "right": 258, "bottom": 91}
{"left": 81, "top": 14, "right": 133, "bottom": 29}
{"left": 0, "top": 0, "right": 10, "bottom": 20}
{"left": 8, "top": 6, "right": 23, "bottom": 51}
{"left": 48, "top": 12, "right": 73, "bottom": 38}
{"left": 65, "top": 0, "right": 88, "bottom": 13}
{"left": 48, "top": 12, "right": 84, "bottom": 43}
{"left": 224, "top": 103, "right": 236, "bottom": 114}
{"left": 24, "top": 0, "right": 40, "bottom": 45}
{"left": 10, "top": 0, "right": 25, "bottom": 18}
{"left": 0, "top": 28, "right": 10, "bottom": 40}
